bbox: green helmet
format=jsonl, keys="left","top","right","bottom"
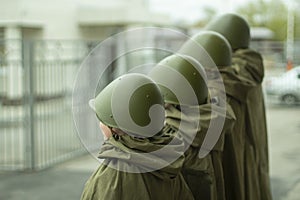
{"left": 205, "top": 13, "right": 250, "bottom": 50}
{"left": 148, "top": 54, "right": 208, "bottom": 106}
{"left": 180, "top": 31, "right": 232, "bottom": 67}
{"left": 89, "top": 73, "right": 165, "bottom": 138}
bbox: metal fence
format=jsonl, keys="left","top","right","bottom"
{"left": 0, "top": 33, "right": 184, "bottom": 171}
{"left": 0, "top": 39, "right": 100, "bottom": 171}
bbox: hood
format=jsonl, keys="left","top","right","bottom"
{"left": 97, "top": 131, "right": 185, "bottom": 180}
{"left": 165, "top": 104, "right": 200, "bottom": 149}
{"left": 232, "top": 48, "right": 265, "bottom": 84}
{"left": 165, "top": 102, "right": 236, "bottom": 151}
{"left": 217, "top": 65, "right": 256, "bottom": 103}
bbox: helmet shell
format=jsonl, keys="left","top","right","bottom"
{"left": 205, "top": 13, "right": 250, "bottom": 50}
{"left": 149, "top": 54, "right": 208, "bottom": 106}
{"left": 180, "top": 31, "right": 232, "bottom": 67}
{"left": 94, "top": 73, "right": 165, "bottom": 137}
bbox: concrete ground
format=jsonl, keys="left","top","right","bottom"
{"left": 0, "top": 103, "right": 299, "bottom": 200}
{"left": 0, "top": 154, "right": 98, "bottom": 200}
{"left": 267, "top": 104, "right": 300, "bottom": 200}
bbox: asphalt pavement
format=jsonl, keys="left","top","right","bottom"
{"left": 0, "top": 154, "right": 98, "bottom": 200}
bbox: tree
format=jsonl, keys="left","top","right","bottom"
{"left": 192, "top": 6, "right": 217, "bottom": 28}
{"left": 236, "top": 0, "right": 291, "bottom": 41}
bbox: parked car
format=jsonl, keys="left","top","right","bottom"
{"left": 265, "top": 66, "right": 300, "bottom": 105}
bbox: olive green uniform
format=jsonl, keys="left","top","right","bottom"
{"left": 84, "top": 73, "right": 194, "bottom": 200}
{"left": 204, "top": 13, "right": 272, "bottom": 199}
{"left": 148, "top": 52, "right": 236, "bottom": 199}
{"left": 174, "top": 31, "right": 239, "bottom": 200}
{"left": 164, "top": 101, "right": 235, "bottom": 200}
{"left": 215, "top": 65, "right": 256, "bottom": 200}
{"left": 81, "top": 133, "right": 194, "bottom": 200}
{"left": 232, "top": 49, "right": 272, "bottom": 200}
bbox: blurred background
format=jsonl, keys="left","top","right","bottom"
{"left": 0, "top": 0, "right": 299, "bottom": 200}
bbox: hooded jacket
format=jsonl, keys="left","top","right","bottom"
{"left": 80, "top": 131, "right": 194, "bottom": 200}
{"left": 164, "top": 100, "right": 236, "bottom": 200}
{"left": 214, "top": 64, "right": 257, "bottom": 200}
{"left": 232, "top": 49, "right": 272, "bottom": 200}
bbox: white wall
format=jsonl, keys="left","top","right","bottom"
{"left": 19, "top": 0, "right": 80, "bottom": 39}
{"left": 0, "top": 0, "right": 80, "bottom": 39}
{"left": 0, "top": 0, "right": 169, "bottom": 40}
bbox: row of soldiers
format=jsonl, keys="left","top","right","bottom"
{"left": 81, "top": 13, "right": 272, "bottom": 200}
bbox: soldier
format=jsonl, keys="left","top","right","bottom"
{"left": 179, "top": 31, "right": 255, "bottom": 200}
{"left": 81, "top": 73, "right": 194, "bottom": 200}
{"left": 149, "top": 54, "right": 235, "bottom": 200}
{"left": 205, "top": 13, "right": 272, "bottom": 200}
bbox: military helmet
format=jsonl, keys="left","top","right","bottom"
{"left": 180, "top": 31, "right": 232, "bottom": 67}
{"left": 148, "top": 54, "right": 208, "bottom": 106}
{"left": 89, "top": 73, "right": 165, "bottom": 138}
{"left": 205, "top": 13, "right": 250, "bottom": 50}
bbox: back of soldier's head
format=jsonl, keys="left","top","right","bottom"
{"left": 90, "top": 73, "right": 165, "bottom": 138}
{"left": 148, "top": 54, "right": 208, "bottom": 106}
{"left": 180, "top": 31, "right": 232, "bottom": 68}
{"left": 204, "top": 13, "right": 250, "bottom": 51}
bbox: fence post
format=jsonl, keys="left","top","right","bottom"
{"left": 22, "top": 40, "right": 35, "bottom": 170}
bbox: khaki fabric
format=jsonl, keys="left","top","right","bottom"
{"left": 216, "top": 65, "right": 257, "bottom": 200}
{"left": 233, "top": 49, "right": 272, "bottom": 200}
{"left": 81, "top": 132, "right": 194, "bottom": 200}
{"left": 165, "top": 102, "right": 235, "bottom": 200}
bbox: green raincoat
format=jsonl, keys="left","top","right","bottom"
{"left": 80, "top": 131, "right": 194, "bottom": 200}
{"left": 232, "top": 49, "right": 272, "bottom": 200}
{"left": 217, "top": 65, "right": 256, "bottom": 200}
{"left": 164, "top": 100, "right": 236, "bottom": 200}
